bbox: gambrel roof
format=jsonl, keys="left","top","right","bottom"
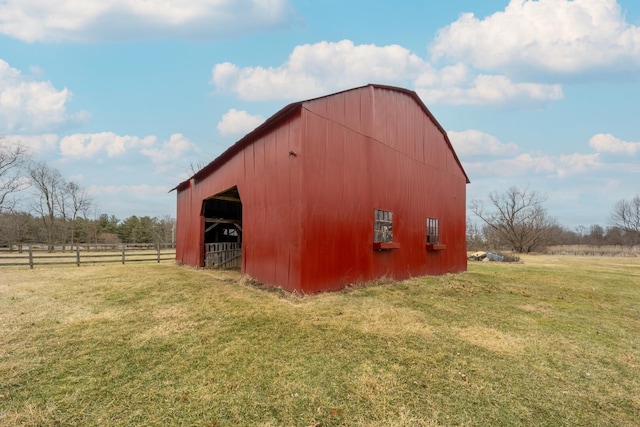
{"left": 174, "top": 84, "right": 469, "bottom": 192}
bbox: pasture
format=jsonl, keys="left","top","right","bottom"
{"left": 1, "top": 256, "right": 639, "bottom": 426}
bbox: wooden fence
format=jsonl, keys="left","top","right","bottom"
{"left": 0, "top": 243, "right": 176, "bottom": 268}
{"left": 205, "top": 242, "right": 241, "bottom": 269}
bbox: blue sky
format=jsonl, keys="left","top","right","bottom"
{"left": 1, "top": 0, "right": 639, "bottom": 228}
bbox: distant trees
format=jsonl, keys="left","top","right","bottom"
{"left": 118, "top": 216, "right": 153, "bottom": 243}
{"left": 94, "top": 214, "right": 120, "bottom": 243}
{"left": 0, "top": 209, "right": 176, "bottom": 248}
{"left": 117, "top": 215, "right": 176, "bottom": 244}
{"left": 467, "top": 188, "right": 640, "bottom": 251}
{"left": 27, "top": 161, "right": 94, "bottom": 249}
{"left": 0, "top": 212, "right": 41, "bottom": 248}
{"left": 61, "top": 181, "right": 92, "bottom": 244}
{"left": 0, "top": 141, "right": 175, "bottom": 248}
{"left": 28, "top": 162, "right": 66, "bottom": 249}
{"left": 471, "top": 186, "right": 558, "bottom": 253}
{"left": 611, "top": 195, "right": 640, "bottom": 244}
{"left": 0, "top": 139, "right": 30, "bottom": 213}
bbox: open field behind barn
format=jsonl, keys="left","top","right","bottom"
{"left": 545, "top": 245, "right": 640, "bottom": 257}
{"left": 1, "top": 256, "right": 639, "bottom": 426}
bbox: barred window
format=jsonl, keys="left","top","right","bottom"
{"left": 374, "top": 209, "right": 393, "bottom": 243}
{"left": 427, "top": 218, "right": 439, "bottom": 245}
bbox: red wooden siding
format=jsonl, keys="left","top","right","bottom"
{"left": 175, "top": 84, "right": 468, "bottom": 293}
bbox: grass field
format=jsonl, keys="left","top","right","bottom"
{"left": 1, "top": 256, "right": 639, "bottom": 426}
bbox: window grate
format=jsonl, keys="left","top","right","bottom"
{"left": 427, "top": 217, "right": 439, "bottom": 244}
{"left": 374, "top": 209, "right": 394, "bottom": 243}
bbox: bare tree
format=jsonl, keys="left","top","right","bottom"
{"left": 471, "top": 186, "right": 558, "bottom": 253}
{"left": 56, "top": 181, "right": 93, "bottom": 244}
{"left": 188, "top": 160, "right": 208, "bottom": 176}
{"left": 0, "top": 139, "right": 30, "bottom": 213}
{"left": 466, "top": 219, "right": 485, "bottom": 251}
{"left": 66, "top": 181, "right": 93, "bottom": 243}
{"left": 574, "top": 225, "right": 588, "bottom": 243}
{"left": 28, "top": 162, "right": 94, "bottom": 248}
{"left": 154, "top": 215, "right": 176, "bottom": 244}
{"left": 28, "top": 162, "right": 66, "bottom": 250}
{"left": 611, "top": 195, "right": 640, "bottom": 244}
{"left": 0, "top": 211, "right": 39, "bottom": 249}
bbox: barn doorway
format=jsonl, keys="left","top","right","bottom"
{"left": 201, "top": 186, "right": 242, "bottom": 269}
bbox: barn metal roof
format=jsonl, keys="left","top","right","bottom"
{"left": 172, "top": 84, "right": 470, "bottom": 192}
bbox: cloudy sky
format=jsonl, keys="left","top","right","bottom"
{"left": 1, "top": 0, "right": 639, "bottom": 228}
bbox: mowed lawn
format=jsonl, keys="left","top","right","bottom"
{"left": 1, "top": 256, "right": 639, "bottom": 426}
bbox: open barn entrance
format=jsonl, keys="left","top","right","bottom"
{"left": 202, "top": 186, "right": 242, "bottom": 269}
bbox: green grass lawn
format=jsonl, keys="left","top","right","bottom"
{"left": 1, "top": 256, "right": 639, "bottom": 426}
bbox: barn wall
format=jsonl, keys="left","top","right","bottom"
{"left": 176, "top": 180, "right": 200, "bottom": 265}
{"left": 298, "top": 86, "right": 467, "bottom": 292}
{"left": 175, "top": 114, "right": 304, "bottom": 291}
{"left": 176, "top": 85, "right": 467, "bottom": 293}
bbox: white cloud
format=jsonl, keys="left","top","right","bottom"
{"left": 87, "top": 183, "right": 167, "bottom": 197}
{"left": 555, "top": 153, "right": 603, "bottom": 177}
{"left": 86, "top": 183, "right": 175, "bottom": 219}
{"left": 59, "top": 132, "right": 156, "bottom": 159}
{"left": 212, "top": 39, "right": 562, "bottom": 107}
{"left": 430, "top": 0, "right": 640, "bottom": 77}
{"left": 418, "top": 73, "right": 563, "bottom": 107}
{"left": 68, "top": 174, "right": 84, "bottom": 183}
{"left": 58, "top": 132, "right": 199, "bottom": 175}
{"left": 217, "top": 109, "right": 265, "bottom": 136}
{"left": 589, "top": 133, "right": 640, "bottom": 155}
{"left": 448, "top": 130, "right": 519, "bottom": 157}
{"left": 0, "top": 0, "right": 296, "bottom": 43}
{"left": 141, "top": 133, "right": 199, "bottom": 165}
{"left": 0, "top": 60, "right": 87, "bottom": 133}
{"left": 2, "top": 134, "right": 59, "bottom": 154}
{"left": 466, "top": 152, "right": 601, "bottom": 178}
{"left": 212, "top": 40, "right": 427, "bottom": 101}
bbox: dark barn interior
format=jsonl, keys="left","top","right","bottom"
{"left": 202, "top": 186, "right": 242, "bottom": 245}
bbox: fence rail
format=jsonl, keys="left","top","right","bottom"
{"left": 0, "top": 243, "right": 176, "bottom": 268}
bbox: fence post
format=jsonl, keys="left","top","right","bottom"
{"left": 122, "top": 244, "right": 126, "bottom": 265}
{"left": 29, "top": 244, "right": 33, "bottom": 269}
{"left": 157, "top": 243, "right": 161, "bottom": 263}
{"left": 76, "top": 244, "right": 80, "bottom": 267}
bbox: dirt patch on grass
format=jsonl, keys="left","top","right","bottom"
{"left": 519, "top": 303, "right": 553, "bottom": 316}
{"left": 62, "top": 308, "right": 126, "bottom": 325}
{"left": 151, "top": 306, "right": 187, "bottom": 319}
{"left": 315, "top": 301, "right": 433, "bottom": 339}
{"left": 135, "top": 306, "right": 203, "bottom": 340}
{"left": 354, "top": 305, "right": 433, "bottom": 338}
{"left": 455, "top": 326, "right": 526, "bottom": 355}
{"left": 139, "top": 320, "right": 202, "bottom": 339}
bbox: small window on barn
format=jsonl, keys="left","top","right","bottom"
{"left": 373, "top": 210, "right": 400, "bottom": 250}
{"left": 426, "top": 217, "right": 445, "bottom": 250}
{"left": 426, "top": 218, "right": 439, "bottom": 244}
{"left": 374, "top": 209, "right": 393, "bottom": 243}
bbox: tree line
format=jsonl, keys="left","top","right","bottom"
{"left": 469, "top": 187, "right": 640, "bottom": 253}
{"left": 3, "top": 139, "right": 639, "bottom": 254}
{"left": 0, "top": 140, "right": 175, "bottom": 249}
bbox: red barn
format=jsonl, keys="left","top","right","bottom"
{"left": 173, "top": 84, "right": 469, "bottom": 293}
